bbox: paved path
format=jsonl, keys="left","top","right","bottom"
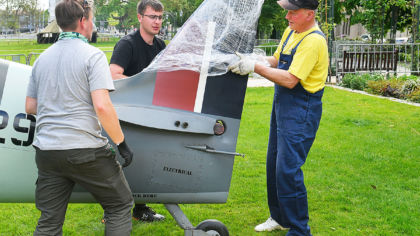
{"left": 247, "top": 78, "right": 274, "bottom": 87}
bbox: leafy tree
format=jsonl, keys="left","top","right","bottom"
{"left": 334, "top": 0, "right": 416, "bottom": 42}
{"left": 95, "top": 0, "right": 203, "bottom": 33}
{"left": 160, "top": 0, "right": 202, "bottom": 29}
{"left": 94, "top": 0, "right": 419, "bottom": 41}
{"left": 0, "top": 0, "right": 42, "bottom": 32}
{"left": 258, "top": 0, "right": 288, "bottom": 39}
{"left": 95, "top": 0, "right": 138, "bottom": 33}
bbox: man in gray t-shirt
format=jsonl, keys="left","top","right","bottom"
{"left": 27, "top": 37, "right": 113, "bottom": 150}
{"left": 26, "top": 0, "right": 134, "bottom": 235}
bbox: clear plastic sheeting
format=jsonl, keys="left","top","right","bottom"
{"left": 144, "top": 0, "right": 264, "bottom": 76}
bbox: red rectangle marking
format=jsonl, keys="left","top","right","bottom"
{"left": 152, "top": 70, "right": 200, "bottom": 111}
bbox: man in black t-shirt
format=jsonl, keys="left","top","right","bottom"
{"left": 108, "top": 0, "right": 166, "bottom": 222}
{"left": 110, "top": 0, "right": 166, "bottom": 79}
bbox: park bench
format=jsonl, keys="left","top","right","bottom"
{"left": 341, "top": 49, "right": 399, "bottom": 76}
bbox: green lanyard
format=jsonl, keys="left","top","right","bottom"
{"left": 58, "top": 32, "right": 88, "bottom": 43}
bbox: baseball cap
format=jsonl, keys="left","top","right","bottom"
{"left": 277, "top": 0, "right": 319, "bottom": 10}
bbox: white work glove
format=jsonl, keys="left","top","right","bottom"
{"left": 228, "top": 52, "right": 256, "bottom": 75}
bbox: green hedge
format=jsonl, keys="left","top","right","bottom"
{"left": 398, "top": 50, "right": 420, "bottom": 63}
{"left": 339, "top": 73, "right": 420, "bottom": 103}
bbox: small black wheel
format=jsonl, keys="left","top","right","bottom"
{"left": 195, "top": 219, "right": 229, "bottom": 236}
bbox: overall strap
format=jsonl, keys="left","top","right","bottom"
{"left": 291, "top": 30, "right": 325, "bottom": 55}
{"left": 280, "top": 30, "right": 295, "bottom": 54}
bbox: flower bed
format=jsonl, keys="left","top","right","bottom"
{"left": 339, "top": 73, "right": 420, "bottom": 103}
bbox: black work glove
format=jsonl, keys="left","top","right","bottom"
{"left": 117, "top": 139, "right": 133, "bottom": 168}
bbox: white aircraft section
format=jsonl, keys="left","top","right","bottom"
{"left": 0, "top": 61, "right": 37, "bottom": 202}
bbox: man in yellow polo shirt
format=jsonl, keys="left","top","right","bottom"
{"left": 229, "top": 0, "right": 328, "bottom": 235}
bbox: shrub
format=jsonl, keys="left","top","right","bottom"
{"left": 340, "top": 74, "right": 354, "bottom": 88}
{"left": 365, "top": 78, "right": 405, "bottom": 98}
{"left": 399, "top": 53, "right": 411, "bottom": 63}
{"left": 383, "top": 79, "right": 404, "bottom": 98}
{"left": 330, "top": 65, "right": 336, "bottom": 75}
{"left": 398, "top": 49, "right": 420, "bottom": 63}
{"left": 366, "top": 80, "right": 388, "bottom": 95}
{"left": 406, "top": 88, "right": 420, "bottom": 103}
{"left": 349, "top": 76, "right": 368, "bottom": 90}
{"left": 401, "top": 79, "right": 420, "bottom": 96}
{"left": 398, "top": 74, "right": 419, "bottom": 81}
{"left": 340, "top": 73, "right": 382, "bottom": 90}
{"left": 369, "top": 73, "right": 385, "bottom": 81}
{"left": 257, "top": 42, "right": 278, "bottom": 56}
{"left": 342, "top": 73, "right": 419, "bottom": 103}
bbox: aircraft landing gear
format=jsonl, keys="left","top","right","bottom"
{"left": 164, "top": 204, "right": 229, "bottom": 236}
{"left": 196, "top": 219, "right": 229, "bottom": 236}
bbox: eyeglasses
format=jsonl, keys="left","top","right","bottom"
{"left": 142, "top": 14, "right": 163, "bottom": 21}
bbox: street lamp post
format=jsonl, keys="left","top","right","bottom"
{"left": 164, "top": 12, "right": 176, "bottom": 39}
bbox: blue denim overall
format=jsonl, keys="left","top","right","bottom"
{"left": 267, "top": 30, "right": 325, "bottom": 236}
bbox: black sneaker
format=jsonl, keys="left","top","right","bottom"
{"left": 132, "top": 205, "right": 165, "bottom": 222}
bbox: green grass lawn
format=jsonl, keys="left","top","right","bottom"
{"left": 0, "top": 38, "right": 119, "bottom": 52}
{"left": 0, "top": 38, "right": 118, "bottom": 65}
{"left": 0, "top": 86, "right": 419, "bottom": 235}
{"left": 0, "top": 38, "right": 170, "bottom": 65}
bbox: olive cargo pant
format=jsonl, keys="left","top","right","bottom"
{"left": 33, "top": 144, "right": 134, "bottom": 236}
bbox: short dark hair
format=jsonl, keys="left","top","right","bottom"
{"left": 137, "top": 0, "right": 164, "bottom": 15}
{"left": 55, "top": 0, "right": 92, "bottom": 31}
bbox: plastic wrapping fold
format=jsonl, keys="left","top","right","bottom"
{"left": 143, "top": 0, "right": 265, "bottom": 76}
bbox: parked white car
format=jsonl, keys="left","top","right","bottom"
{"left": 396, "top": 37, "right": 408, "bottom": 44}
{"left": 361, "top": 34, "right": 371, "bottom": 41}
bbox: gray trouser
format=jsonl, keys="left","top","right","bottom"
{"left": 33, "top": 144, "right": 134, "bottom": 236}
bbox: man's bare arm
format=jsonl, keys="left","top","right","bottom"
{"left": 91, "top": 89, "right": 124, "bottom": 144}
{"left": 25, "top": 97, "right": 37, "bottom": 115}
{"left": 254, "top": 63, "right": 300, "bottom": 89}
{"left": 110, "top": 64, "right": 128, "bottom": 80}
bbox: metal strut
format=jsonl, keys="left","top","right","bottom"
{"left": 164, "top": 204, "right": 212, "bottom": 236}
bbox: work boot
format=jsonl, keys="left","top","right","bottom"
{"left": 132, "top": 205, "right": 165, "bottom": 222}
{"left": 254, "top": 217, "right": 289, "bottom": 232}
